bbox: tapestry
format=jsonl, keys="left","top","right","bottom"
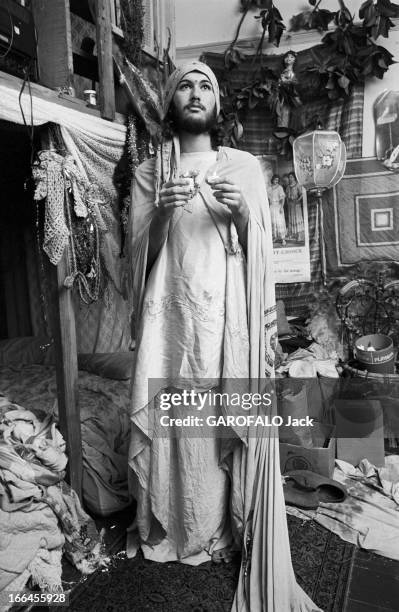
{"left": 201, "top": 50, "right": 364, "bottom": 315}
{"left": 323, "top": 157, "right": 399, "bottom": 278}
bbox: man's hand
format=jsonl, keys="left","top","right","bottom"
{"left": 208, "top": 177, "right": 249, "bottom": 251}
{"left": 158, "top": 178, "right": 192, "bottom": 216}
{"left": 208, "top": 178, "right": 248, "bottom": 216}
{"left": 147, "top": 178, "right": 192, "bottom": 271}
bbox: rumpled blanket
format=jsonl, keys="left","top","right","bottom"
{"left": 0, "top": 397, "right": 106, "bottom": 598}
{"left": 286, "top": 456, "right": 399, "bottom": 560}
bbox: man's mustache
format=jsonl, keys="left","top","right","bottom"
{"left": 185, "top": 103, "right": 206, "bottom": 111}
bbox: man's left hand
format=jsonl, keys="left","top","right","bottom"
{"left": 209, "top": 178, "right": 248, "bottom": 216}
{"left": 209, "top": 177, "right": 249, "bottom": 251}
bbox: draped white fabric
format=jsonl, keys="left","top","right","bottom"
{"left": 0, "top": 76, "right": 126, "bottom": 144}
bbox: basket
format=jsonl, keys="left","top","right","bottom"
{"left": 341, "top": 360, "right": 399, "bottom": 448}
{"left": 342, "top": 360, "right": 399, "bottom": 382}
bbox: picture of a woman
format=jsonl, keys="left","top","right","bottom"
{"left": 267, "top": 174, "right": 287, "bottom": 246}
{"left": 286, "top": 172, "right": 305, "bottom": 243}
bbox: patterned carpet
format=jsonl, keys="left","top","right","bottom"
{"left": 67, "top": 515, "right": 355, "bottom": 612}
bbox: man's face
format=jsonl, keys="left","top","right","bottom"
{"left": 171, "top": 71, "right": 217, "bottom": 134}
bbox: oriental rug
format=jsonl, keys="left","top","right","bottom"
{"left": 67, "top": 515, "right": 355, "bottom": 612}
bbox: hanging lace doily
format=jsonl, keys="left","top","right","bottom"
{"left": 32, "top": 150, "right": 104, "bottom": 303}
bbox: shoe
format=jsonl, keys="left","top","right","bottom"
{"left": 284, "top": 470, "right": 347, "bottom": 504}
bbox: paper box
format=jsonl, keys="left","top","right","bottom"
{"left": 335, "top": 399, "right": 384, "bottom": 467}
{"left": 279, "top": 422, "right": 336, "bottom": 477}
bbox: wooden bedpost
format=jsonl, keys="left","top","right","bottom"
{"left": 41, "top": 128, "right": 82, "bottom": 500}
{"left": 95, "top": 0, "right": 116, "bottom": 121}
{"left": 51, "top": 249, "right": 82, "bottom": 500}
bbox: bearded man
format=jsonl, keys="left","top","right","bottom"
{"left": 127, "top": 61, "right": 318, "bottom": 611}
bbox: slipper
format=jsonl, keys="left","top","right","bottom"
{"left": 284, "top": 470, "right": 347, "bottom": 504}
{"left": 283, "top": 477, "right": 320, "bottom": 509}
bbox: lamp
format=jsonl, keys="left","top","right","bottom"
{"left": 292, "top": 129, "right": 347, "bottom": 280}
{"left": 293, "top": 129, "right": 346, "bottom": 195}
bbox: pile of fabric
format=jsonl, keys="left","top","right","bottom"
{"left": 287, "top": 456, "right": 399, "bottom": 561}
{"left": 0, "top": 395, "right": 107, "bottom": 601}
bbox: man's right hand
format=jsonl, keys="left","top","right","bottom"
{"left": 147, "top": 179, "right": 192, "bottom": 270}
{"left": 158, "top": 179, "right": 193, "bottom": 216}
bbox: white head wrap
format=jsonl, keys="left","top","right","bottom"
{"left": 162, "top": 60, "right": 220, "bottom": 118}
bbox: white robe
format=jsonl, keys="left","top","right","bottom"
{"left": 127, "top": 146, "right": 320, "bottom": 610}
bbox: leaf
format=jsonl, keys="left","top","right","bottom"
{"left": 248, "top": 94, "right": 259, "bottom": 109}
{"left": 315, "top": 9, "right": 335, "bottom": 31}
{"left": 337, "top": 74, "right": 351, "bottom": 94}
{"left": 359, "top": 0, "right": 373, "bottom": 19}
{"left": 233, "top": 121, "right": 244, "bottom": 141}
{"left": 272, "top": 6, "right": 283, "bottom": 21}
{"left": 377, "top": 0, "right": 399, "bottom": 18}
{"left": 289, "top": 11, "right": 312, "bottom": 31}
{"left": 343, "top": 36, "right": 355, "bottom": 55}
{"left": 338, "top": 74, "right": 350, "bottom": 89}
{"left": 362, "top": 60, "right": 374, "bottom": 75}
{"left": 378, "top": 15, "right": 395, "bottom": 37}
{"left": 326, "top": 76, "right": 336, "bottom": 89}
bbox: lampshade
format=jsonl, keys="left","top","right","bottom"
{"left": 292, "top": 130, "right": 347, "bottom": 191}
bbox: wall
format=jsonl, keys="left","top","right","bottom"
{"left": 175, "top": 0, "right": 364, "bottom": 49}
{"left": 174, "top": 0, "right": 399, "bottom": 158}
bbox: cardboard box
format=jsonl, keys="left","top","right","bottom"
{"left": 279, "top": 422, "right": 336, "bottom": 478}
{"left": 335, "top": 399, "right": 384, "bottom": 467}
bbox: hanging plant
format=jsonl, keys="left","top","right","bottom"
{"left": 289, "top": 0, "right": 397, "bottom": 98}
{"left": 216, "top": 0, "right": 398, "bottom": 145}
{"left": 359, "top": 0, "right": 399, "bottom": 39}
{"left": 224, "top": 0, "right": 286, "bottom": 70}
{"left": 235, "top": 68, "right": 277, "bottom": 110}
{"left": 290, "top": 0, "right": 335, "bottom": 32}
{"left": 254, "top": 3, "right": 286, "bottom": 47}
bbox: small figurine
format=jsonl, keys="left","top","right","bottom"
{"left": 274, "top": 50, "right": 302, "bottom": 130}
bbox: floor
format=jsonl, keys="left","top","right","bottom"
{"left": 344, "top": 548, "right": 399, "bottom": 612}
{"left": 62, "top": 506, "right": 399, "bottom": 612}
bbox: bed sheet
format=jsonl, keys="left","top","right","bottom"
{"left": 0, "top": 364, "right": 132, "bottom": 517}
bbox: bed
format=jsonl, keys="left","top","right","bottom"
{"left": 0, "top": 337, "right": 133, "bottom": 517}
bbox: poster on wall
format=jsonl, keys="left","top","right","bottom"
{"left": 257, "top": 155, "right": 311, "bottom": 284}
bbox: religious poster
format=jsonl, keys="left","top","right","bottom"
{"left": 257, "top": 155, "right": 311, "bottom": 283}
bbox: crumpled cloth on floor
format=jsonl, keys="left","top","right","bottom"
{"left": 0, "top": 398, "right": 106, "bottom": 599}
{"left": 286, "top": 456, "right": 399, "bottom": 560}
{"left": 277, "top": 342, "right": 340, "bottom": 378}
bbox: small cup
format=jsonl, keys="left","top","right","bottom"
{"left": 84, "top": 90, "right": 97, "bottom": 106}
{"left": 206, "top": 170, "right": 221, "bottom": 185}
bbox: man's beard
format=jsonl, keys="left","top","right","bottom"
{"left": 170, "top": 105, "right": 217, "bottom": 135}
